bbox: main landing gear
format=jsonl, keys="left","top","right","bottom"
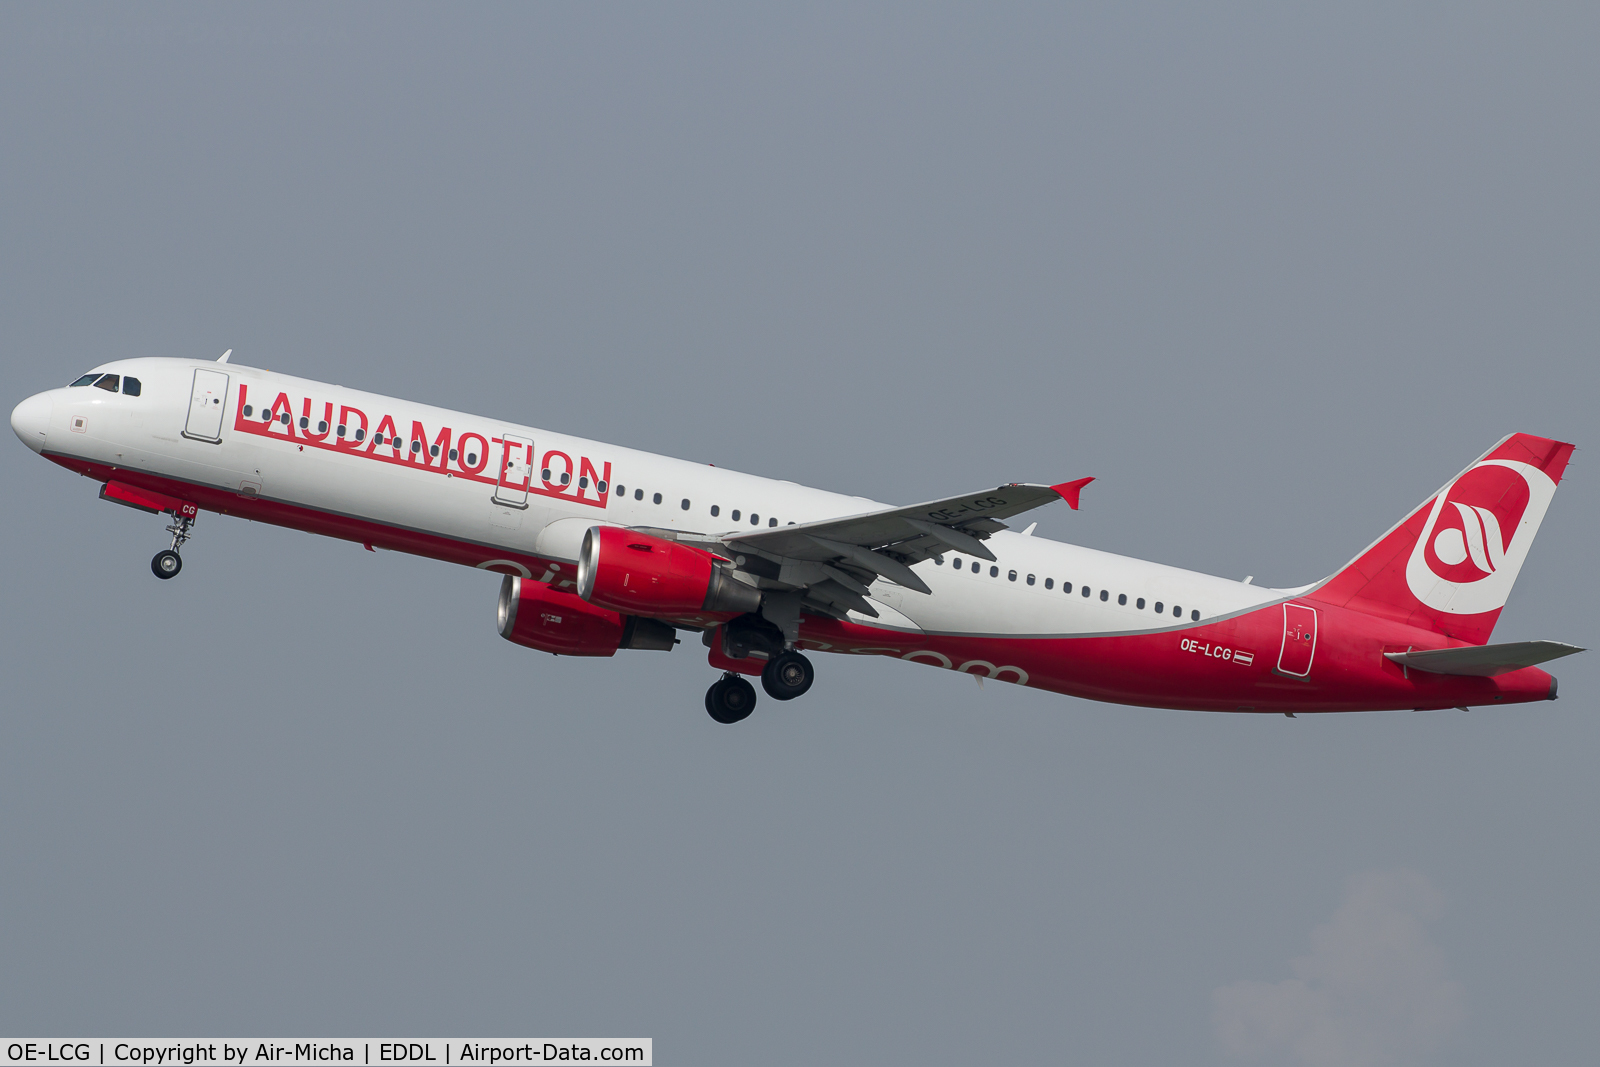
{"left": 703, "top": 650, "right": 815, "bottom": 724}
{"left": 706, "top": 673, "right": 758, "bottom": 724}
{"left": 150, "top": 512, "right": 196, "bottom": 580}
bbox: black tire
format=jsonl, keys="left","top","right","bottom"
{"left": 151, "top": 550, "right": 182, "bottom": 579}
{"left": 761, "top": 650, "right": 814, "bottom": 701}
{"left": 706, "top": 675, "right": 757, "bottom": 724}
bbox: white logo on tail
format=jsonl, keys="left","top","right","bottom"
{"left": 1405, "top": 460, "right": 1556, "bottom": 615}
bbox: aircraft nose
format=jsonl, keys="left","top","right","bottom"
{"left": 11, "top": 392, "right": 52, "bottom": 453}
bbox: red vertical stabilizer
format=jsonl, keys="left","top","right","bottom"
{"left": 1307, "top": 433, "right": 1574, "bottom": 645}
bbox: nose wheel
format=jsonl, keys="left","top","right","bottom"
{"left": 705, "top": 673, "right": 758, "bottom": 724}
{"left": 150, "top": 510, "right": 196, "bottom": 580}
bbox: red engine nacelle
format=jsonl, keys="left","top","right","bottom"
{"left": 576, "top": 526, "right": 762, "bottom": 617}
{"left": 497, "top": 575, "right": 677, "bottom": 656}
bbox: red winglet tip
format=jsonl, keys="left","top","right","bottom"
{"left": 1052, "top": 476, "right": 1095, "bottom": 510}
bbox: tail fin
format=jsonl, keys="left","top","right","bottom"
{"left": 1307, "top": 433, "right": 1574, "bottom": 645}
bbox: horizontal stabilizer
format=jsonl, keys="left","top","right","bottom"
{"left": 1385, "top": 640, "right": 1584, "bottom": 677}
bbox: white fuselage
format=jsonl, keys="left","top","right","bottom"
{"left": 20, "top": 357, "right": 1286, "bottom": 639}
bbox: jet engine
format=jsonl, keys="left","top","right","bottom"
{"left": 576, "top": 526, "right": 762, "bottom": 617}
{"left": 497, "top": 574, "right": 677, "bottom": 656}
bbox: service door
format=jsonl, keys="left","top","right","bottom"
{"left": 494, "top": 433, "right": 533, "bottom": 506}
{"left": 183, "top": 369, "right": 229, "bottom": 442}
{"left": 1277, "top": 603, "right": 1318, "bottom": 677}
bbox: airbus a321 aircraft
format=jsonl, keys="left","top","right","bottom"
{"left": 11, "top": 353, "right": 1583, "bottom": 723}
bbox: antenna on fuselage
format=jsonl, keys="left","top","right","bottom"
{"left": 218, "top": 349, "right": 232, "bottom": 363}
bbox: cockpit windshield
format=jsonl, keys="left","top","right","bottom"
{"left": 68, "top": 372, "right": 140, "bottom": 395}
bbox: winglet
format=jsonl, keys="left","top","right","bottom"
{"left": 218, "top": 349, "right": 232, "bottom": 363}
{"left": 1051, "top": 477, "right": 1095, "bottom": 510}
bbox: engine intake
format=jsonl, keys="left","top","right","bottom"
{"left": 497, "top": 575, "right": 677, "bottom": 656}
{"left": 576, "top": 526, "right": 761, "bottom": 617}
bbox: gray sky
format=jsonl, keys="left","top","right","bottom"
{"left": 2, "top": 5, "right": 1595, "bottom": 1064}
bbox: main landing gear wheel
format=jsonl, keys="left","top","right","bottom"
{"left": 151, "top": 550, "right": 182, "bottom": 579}
{"left": 761, "top": 650, "right": 815, "bottom": 701}
{"left": 706, "top": 673, "right": 758, "bottom": 724}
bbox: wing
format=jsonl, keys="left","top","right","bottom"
{"left": 701, "top": 478, "right": 1092, "bottom": 623}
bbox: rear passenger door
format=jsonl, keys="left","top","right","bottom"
{"left": 1276, "top": 603, "right": 1318, "bottom": 677}
{"left": 182, "top": 369, "right": 229, "bottom": 443}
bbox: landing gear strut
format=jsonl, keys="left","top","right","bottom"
{"left": 705, "top": 672, "right": 758, "bottom": 724}
{"left": 150, "top": 512, "right": 196, "bottom": 580}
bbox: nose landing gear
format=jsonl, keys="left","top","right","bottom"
{"left": 150, "top": 511, "right": 196, "bottom": 580}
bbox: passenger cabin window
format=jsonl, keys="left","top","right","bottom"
{"left": 93, "top": 374, "right": 119, "bottom": 392}
{"left": 122, "top": 377, "right": 141, "bottom": 396}
{"left": 1082, "top": 586, "right": 1091, "bottom": 598}
{"left": 1136, "top": 598, "right": 1145, "bottom": 609}
{"left": 769, "top": 517, "right": 777, "bottom": 527}
{"left": 1117, "top": 594, "right": 1127, "bottom": 605}
{"left": 634, "top": 489, "right": 643, "bottom": 500}
{"left": 463, "top": 449, "right": 475, "bottom": 463}
{"left": 615, "top": 484, "right": 626, "bottom": 496}
{"left": 300, "top": 416, "right": 309, "bottom": 429}
{"left": 1173, "top": 605, "right": 1182, "bottom": 617}
{"left": 711, "top": 505, "right": 720, "bottom": 517}
{"left": 1154, "top": 602, "right": 1163, "bottom": 613}
{"left": 971, "top": 562, "right": 980, "bottom": 573}
{"left": 951, "top": 557, "right": 961, "bottom": 568}
{"left": 448, "top": 448, "right": 457, "bottom": 461}
{"left": 430, "top": 444, "right": 439, "bottom": 457}
{"left": 281, "top": 412, "right": 290, "bottom": 425}
{"left": 579, "top": 476, "right": 589, "bottom": 489}
{"left": 1100, "top": 590, "right": 1109, "bottom": 601}
{"left": 1191, "top": 610, "right": 1200, "bottom": 621}
{"left": 598, "top": 481, "right": 608, "bottom": 493}
{"left": 319, "top": 421, "right": 329, "bottom": 433}
{"left": 732, "top": 510, "right": 741, "bottom": 521}
{"left": 70, "top": 374, "right": 99, "bottom": 387}
{"left": 652, "top": 492, "right": 661, "bottom": 504}
{"left": 1026, "top": 574, "right": 1035, "bottom": 585}
{"left": 1044, "top": 578, "right": 1053, "bottom": 589}
{"left": 681, "top": 499, "right": 691, "bottom": 510}
{"left": 355, "top": 428, "right": 365, "bottom": 441}
{"left": 750, "top": 513, "right": 760, "bottom": 524}
{"left": 245, "top": 405, "right": 255, "bottom": 417}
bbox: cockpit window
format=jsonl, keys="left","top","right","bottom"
{"left": 70, "top": 374, "right": 99, "bottom": 387}
{"left": 93, "top": 374, "right": 119, "bottom": 392}
{"left": 122, "top": 377, "right": 141, "bottom": 396}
